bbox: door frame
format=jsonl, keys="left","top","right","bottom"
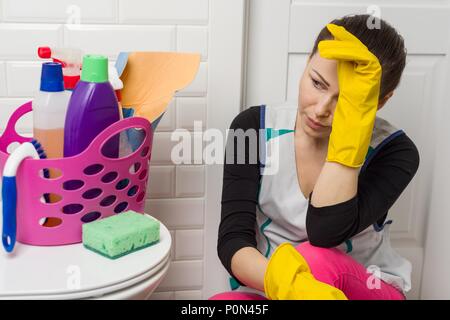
{"left": 420, "top": 6, "right": 450, "bottom": 299}
{"left": 203, "top": 0, "right": 247, "bottom": 299}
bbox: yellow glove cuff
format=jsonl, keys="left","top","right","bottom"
{"left": 264, "top": 243, "right": 311, "bottom": 299}
{"left": 264, "top": 242, "right": 348, "bottom": 300}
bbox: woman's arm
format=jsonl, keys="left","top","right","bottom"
{"left": 306, "top": 26, "right": 418, "bottom": 247}
{"left": 306, "top": 132, "right": 420, "bottom": 247}
{"left": 231, "top": 247, "right": 268, "bottom": 291}
{"left": 217, "top": 106, "right": 262, "bottom": 287}
{"left": 311, "top": 162, "right": 358, "bottom": 207}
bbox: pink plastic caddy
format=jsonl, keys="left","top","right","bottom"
{"left": 0, "top": 101, "right": 153, "bottom": 246}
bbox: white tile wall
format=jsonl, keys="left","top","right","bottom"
{"left": 150, "top": 132, "right": 182, "bottom": 165}
{"left": 151, "top": 131, "right": 205, "bottom": 165}
{"left": 175, "top": 229, "right": 204, "bottom": 260}
{"left": 0, "top": 0, "right": 209, "bottom": 300}
{"left": 176, "top": 165, "right": 205, "bottom": 197}
{"left": 176, "top": 97, "right": 207, "bottom": 130}
{"left": 156, "top": 260, "right": 203, "bottom": 291}
{"left": 0, "top": 62, "right": 7, "bottom": 96}
{"left": 177, "top": 62, "right": 208, "bottom": 96}
{"left": 147, "top": 165, "right": 175, "bottom": 198}
{"left": 145, "top": 198, "right": 204, "bottom": 229}
{"left": 0, "top": 24, "right": 62, "bottom": 59}
{"left": 0, "top": 98, "right": 32, "bottom": 133}
{"left": 177, "top": 26, "right": 208, "bottom": 61}
{"left": 149, "top": 291, "right": 175, "bottom": 300}
{"left": 6, "top": 62, "right": 41, "bottom": 97}
{"left": 174, "top": 290, "right": 203, "bottom": 300}
{"left": 155, "top": 100, "right": 176, "bottom": 132}
{"left": 3, "top": 0, "right": 118, "bottom": 24}
{"left": 64, "top": 25, "right": 176, "bottom": 59}
{"left": 119, "top": 0, "right": 208, "bottom": 25}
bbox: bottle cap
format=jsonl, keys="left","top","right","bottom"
{"left": 40, "top": 62, "right": 64, "bottom": 92}
{"left": 81, "top": 55, "right": 109, "bottom": 83}
{"left": 38, "top": 47, "right": 52, "bottom": 59}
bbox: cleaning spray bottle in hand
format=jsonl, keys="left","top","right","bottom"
{"left": 64, "top": 55, "right": 120, "bottom": 158}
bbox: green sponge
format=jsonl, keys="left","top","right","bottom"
{"left": 82, "top": 210, "right": 160, "bottom": 259}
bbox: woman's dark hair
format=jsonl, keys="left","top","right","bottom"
{"left": 310, "top": 14, "right": 407, "bottom": 99}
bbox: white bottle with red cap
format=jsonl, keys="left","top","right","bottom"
{"left": 38, "top": 47, "right": 83, "bottom": 90}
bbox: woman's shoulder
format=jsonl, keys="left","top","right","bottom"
{"left": 229, "top": 105, "right": 262, "bottom": 130}
{"left": 230, "top": 103, "right": 298, "bottom": 131}
{"left": 366, "top": 118, "right": 420, "bottom": 174}
{"left": 372, "top": 116, "right": 419, "bottom": 154}
{"left": 382, "top": 132, "right": 420, "bottom": 167}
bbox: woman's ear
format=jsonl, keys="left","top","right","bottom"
{"left": 378, "top": 91, "right": 394, "bottom": 110}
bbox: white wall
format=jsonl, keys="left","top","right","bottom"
{"left": 0, "top": 0, "right": 210, "bottom": 300}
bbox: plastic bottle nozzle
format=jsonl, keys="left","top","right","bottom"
{"left": 38, "top": 47, "right": 52, "bottom": 59}
{"left": 38, "top": 47, "right": 83, "bottom": 89}
{"left": 40, "top": 62, "right": 64, "bottom": 92}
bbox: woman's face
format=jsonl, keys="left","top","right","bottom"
{"left": 297, "top": 52, "right": 339, "bottom": 141}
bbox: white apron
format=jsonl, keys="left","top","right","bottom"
{"left": 229, "top": 104, "right": 411, "bottom": 296}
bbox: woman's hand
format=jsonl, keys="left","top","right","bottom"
{"left": 264, "top": 243, "right": 347, "bottom": 300}
{"left": 318, "top": 24, "right": 382, "bottom": 168}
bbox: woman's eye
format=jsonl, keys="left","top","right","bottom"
{"left": 311, "top": 78, "right": 323, "bottom": 89}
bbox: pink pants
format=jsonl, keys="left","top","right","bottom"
{"left": 209, "top": 242, "right": 405, "bottom": 300}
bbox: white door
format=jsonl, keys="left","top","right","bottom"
{"left": 245, "top": 0, "right": 450, "bottom": 300}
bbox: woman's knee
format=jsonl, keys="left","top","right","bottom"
{"left": 295, "top": 241, "right": 343, "bottom": 264}
{"left": 294, "top": 241, "right": 349, "bottom": 283}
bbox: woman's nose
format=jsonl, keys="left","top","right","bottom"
{"left": 314, "top": 96, "right": 334, "bottom": 118}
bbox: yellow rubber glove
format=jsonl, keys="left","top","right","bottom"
{"left": 264, "top": 243, "right": 348, "bottom": 300}
{"left": 318, "top": 24, "right": 382, "bottom": 168}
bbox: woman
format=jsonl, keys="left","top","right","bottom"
{"left": 211, "top": 15, "right": 420, "bottom": 300}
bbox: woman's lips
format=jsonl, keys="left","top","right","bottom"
{"left": 306, "top": 116, "right": 326, "bottom": 130}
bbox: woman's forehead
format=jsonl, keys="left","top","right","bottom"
{"left": 307, "top": 54, "right": 339, "bottom": 86}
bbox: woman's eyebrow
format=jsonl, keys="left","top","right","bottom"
{"left": 311, "top": 69, "right": 330, "bottom": 87}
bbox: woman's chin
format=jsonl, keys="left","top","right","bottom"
{"left": 303, "top": 124, "right": 330, "bottom": 141}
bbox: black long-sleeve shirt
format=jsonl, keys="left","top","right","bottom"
{"left": 217, "top": 105, "right": 420, "bottom": 281}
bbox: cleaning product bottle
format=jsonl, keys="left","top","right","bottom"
{"left": 38, "top": 47, "right": 83, "bottom": 90}
{"left": 108, "top": 65, "right": 132, "bottom": 158}
{"left": 33, "top": 62, "right": 71, "bottom": 164}
{"left": 108, "top": 65, "right": 123, "bottom": 108}
{"left": 64, "top": 55, "right": 120, "bottom": 158}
